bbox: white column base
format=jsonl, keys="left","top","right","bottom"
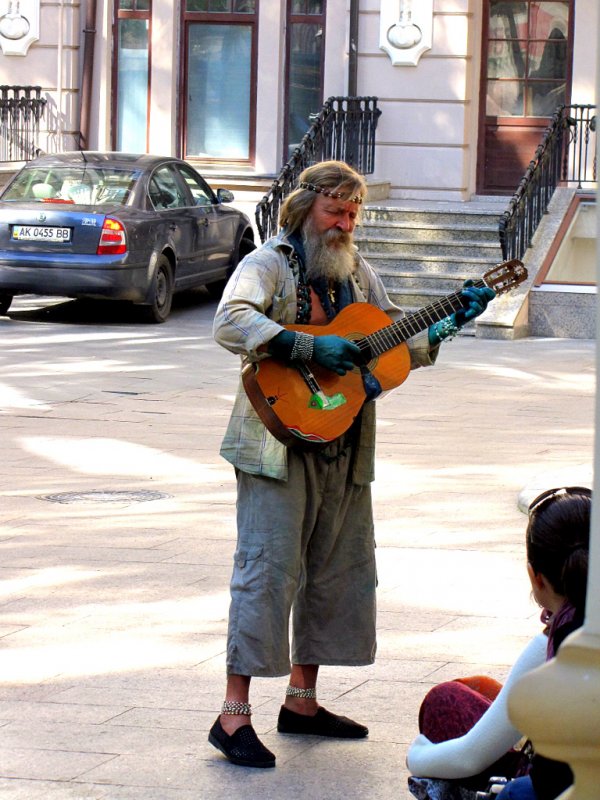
{"left": 508, "top": 628, "right": 600, "bottom": 800}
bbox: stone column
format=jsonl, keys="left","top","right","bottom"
{"left": 506, "top": 22, "right": 600, "bottom": 799}
{"left": 508, "top": 631, "right": 600, "bottom": 799}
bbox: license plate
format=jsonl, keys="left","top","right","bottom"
{"left": 12, "top": 225, "right": 71, "bottom": 243}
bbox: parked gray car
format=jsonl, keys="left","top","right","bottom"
{"left": 0, "top": 151, "right": 255, "bottom": 322}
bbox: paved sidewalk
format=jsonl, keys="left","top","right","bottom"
{"left": 0, "top": 294, "right": 595, "bottom": 800}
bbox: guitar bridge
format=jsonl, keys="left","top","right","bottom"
{"left": 298, "top": 363, "right": 347, "bottom": 411}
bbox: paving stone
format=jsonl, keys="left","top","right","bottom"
{"left": 0, "top": 295, "right": 594, "bottom": 799}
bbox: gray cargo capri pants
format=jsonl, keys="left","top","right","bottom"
{"left": 226, "top": 438, "right": 377, "bottom": 677}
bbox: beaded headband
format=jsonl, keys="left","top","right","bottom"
{"left": 299, "top": 181, "right": 363, "bottom": 204}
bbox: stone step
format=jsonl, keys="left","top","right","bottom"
{"left": 358, "top": 199, "right": 511, "bottom": 335}
{"left": 357, "top": 219, "right": 501, "bottom": 244}
{"left": 378, "top": 271, "right": 474, "bottom": 293}
{"left": 0, "top": 166, "right": 18, "bottom": 190}
{"left": 385, "top": 286, "right": 473, "bottom": 310}
{"left": 355, "top": 236, "right": 501, "bottom": 259}
{"left": 362, "top": 205, "right": 505, "bottom": 229}
{"left": 360, "top": 252, "right": 503, "bottom": 274}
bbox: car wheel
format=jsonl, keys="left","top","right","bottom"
{"left": 140, "top": 255, "right": 174, "bottom": 323}
{"left": 0, "top": 293, "right": 13, "bottom": 316}
{"left": 206, "top": 235, "right": 255, "bottom": 300}
{"left": 238, "top": 235, "right": 256, "bottom": 262}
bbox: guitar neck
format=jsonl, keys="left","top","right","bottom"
{"left": 362, "top": 278, "right": 487, "bottom": 356}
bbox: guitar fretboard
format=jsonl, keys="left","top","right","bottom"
{"left": 357, "top": 279, "right": 487, "bottom": 357}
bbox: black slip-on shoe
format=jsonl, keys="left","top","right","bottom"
{"left": 277, "top": 705, "right": 368, "bottom": 738}
{"left": 208, "top": 716, "right": 276, "bottom": 768}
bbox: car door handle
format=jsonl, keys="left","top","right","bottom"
{"left": 198, "top": 217, "right": 209, "bottom": 228}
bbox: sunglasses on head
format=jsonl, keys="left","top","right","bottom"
{"left": 528, "top": 486, "right": 592, "bottom": 515}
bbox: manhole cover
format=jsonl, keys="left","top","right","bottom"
{"left": 42, "top": 490, "right": 171, "bottom": 504}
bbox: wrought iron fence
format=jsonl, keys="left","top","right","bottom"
{"left": 499, "top": 104, "right": 597, "bottom": 262}
{"left": 255, "top": 96, "right": 381, "bottom": 243}
{"left": 0, "top": 86, "right": 46, "bottom": 163}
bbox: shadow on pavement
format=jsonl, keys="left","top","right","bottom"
{"left": 3, "top": 287, "right": 217, "bottom": 325}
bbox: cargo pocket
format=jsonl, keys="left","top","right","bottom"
{"left": 233, "top": 545, "right": 264, "bottom": 589}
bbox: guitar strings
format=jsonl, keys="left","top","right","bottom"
{"left": 357, "top": 281, "right": 485, "bottom": 357}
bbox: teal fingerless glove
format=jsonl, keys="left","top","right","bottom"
{"left": 429, "top": 280, "right": 497, "bottom": 346}
{"left": 454, "top": 280, "right": 496, "bottom": 326}
{"left": 268, "top": 330, "right": 317, "bottom": 361}
{"left": 267, "top": 330, "right": 297, "bottom": 360}
{"left": 428, "top": 316, "right": 459, "bottom": 346}
{"left": 267, "top": 330, "right": 360, "bottom": 375}
{"left": 313, "top": 335, "right": 362, "bottom": 375}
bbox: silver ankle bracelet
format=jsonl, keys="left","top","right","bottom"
{"left": 285, "top": 685, "right": 317, "bottom": 699}
{"left": 222, "top": 700, "right": 252, "bottom": 715}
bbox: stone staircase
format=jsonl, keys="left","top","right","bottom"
{"left": 355, "top": 198, "right": 507, "bottom": 321}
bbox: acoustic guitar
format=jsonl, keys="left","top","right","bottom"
{"left": 242, "top": 259, "right": 527, "bottom": 448}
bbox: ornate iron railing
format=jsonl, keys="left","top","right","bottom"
{"left": 0, "top": 86, "right": 46, "bottom": 163}
{"left": 255, "top": 96, "right": 381, "bottom": 243}
{"left": 499, "top": 104, "right": 597, "bottom": 262}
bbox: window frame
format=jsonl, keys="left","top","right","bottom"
{"left": 111, "top": 0, "right": 153, "bottom": 152}
{"left": 283, "top": 0, "right": 326, "bottom": 158}
{"left": 180, "top": 1, "right": 259, "bottom": 166}
{"left": 482, "top": 0, "right": 574, "bottom": 121}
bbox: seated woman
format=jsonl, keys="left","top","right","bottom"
{"left": 407, "top": 486, "right": 591, "bottom": 800}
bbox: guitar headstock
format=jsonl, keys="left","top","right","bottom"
{"left": 483, "top": 259, "right": 528, "bottom": 295}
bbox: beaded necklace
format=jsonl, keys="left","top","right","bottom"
{"left": 288, "top": 248, "right": 312, "bottom": 323}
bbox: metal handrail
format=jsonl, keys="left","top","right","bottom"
{"left": 255, "top": 96, "right": 381, "bottom": 243}
{"left": 0, "top": 85, "right": 46, "bottom": 163}
{"left": 499, "top": 104, "right": 597, "bottom": 262}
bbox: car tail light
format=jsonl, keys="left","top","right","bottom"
{"left": 97, "top": 217, "right": 127, "bottom": 255}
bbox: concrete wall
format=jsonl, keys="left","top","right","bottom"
{"left": 1, "top": 0, "right": 597, "bottom": 200}
{"left": 343, "top": 0, "right": 598, "bottom": 201}
{"left": 546, "top": 202, "right": 597, "bottom": 284}
{"left": 0, "top": 0, "right": 81, "bottom": 155}
{"left": 350, "top": 0, "right": 476, "bottom": 200}
{"left": 530, "top": 288, "right": 597, "bottom": 338}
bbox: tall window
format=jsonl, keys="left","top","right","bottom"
{"left": 285, "top": 0, "right": 325, "bottom": 157}
{"left": 113, "top": 0, "right": 151, "bottom": 152}
{"left": 183, "top": 0, "right": 258, "bottom": 162}
{"left": 486, "top": 1, "right": 570, "bottom": 118}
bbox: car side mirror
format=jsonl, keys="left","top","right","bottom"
{"left": 216, "top": 188, "right": 234, "bottom": 203}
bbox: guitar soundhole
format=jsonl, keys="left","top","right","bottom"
{"left": 349, "top": 336, "right": 373, "bottom": 370}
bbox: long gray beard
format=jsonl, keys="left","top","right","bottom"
{"left": 302, "top": 225, "right": 357, "bottom": 283}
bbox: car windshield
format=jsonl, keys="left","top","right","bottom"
{"left": 2, "top": 166, "right": 141, "bottom": 206}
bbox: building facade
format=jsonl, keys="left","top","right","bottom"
{"left": 0, "top": 0, "right": 597, "bottom": 201}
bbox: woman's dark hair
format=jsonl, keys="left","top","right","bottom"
{"left": 527, "top": 486, "right": 592, "bottom": 613}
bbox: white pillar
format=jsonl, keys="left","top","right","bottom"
{"left": 147, "top": 0, "right": 178, "bottom": 156}
{"left": 506, "top": 19, "right": 600, "bottom": 800}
